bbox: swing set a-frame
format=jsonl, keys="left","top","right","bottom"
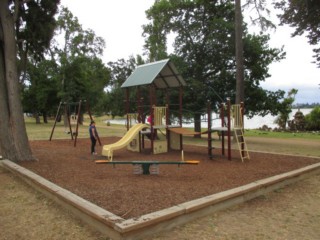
{"left": 49, "top": 100, "right": 101, "bottom": 147}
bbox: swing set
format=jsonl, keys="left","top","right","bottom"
{"left": 49, "top": 100, "right": 101, "bottom": 147}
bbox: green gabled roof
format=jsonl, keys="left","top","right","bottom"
{"left": 121, "top": 59, "right": 186, "bottom": 89}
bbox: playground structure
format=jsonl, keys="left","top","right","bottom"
{"left": 100, "top": 58, "right": 249, "bottom": 163}
{"left": 101, "top": 123, "right": 149, "bottom": 161}
{"left": 49, "top": 100, "right": 101, "bottom": 147}
{"left": 207, "top": 99, "right": 250, "bottom": 162}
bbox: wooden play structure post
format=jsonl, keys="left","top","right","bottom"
{"left": 137, "top": 87, "right": 142, "bottom": 123}
{"left": 149, "top": 84, "right": 155, "bottom": 151}
{"left": 165, "top": 89, "right": 170, "bottom": 151}
{"left": 207, "top": 101, "right": 213, "bottom": 159}
{"left": 179, "top": 85, "right": 183, "bottom": 150}
{"left": 73, "top": 100, "right": 82, "bottom": 146}
{"left": 49, "top": 100, "right": 100, "bottom": 147}
{"left": 240, "top": 101, "right": 245, "bottom": 158}
{"left": 220, "top": 102, "right": 225, "bottom": 156}
{"left": 50, "top": 101, "right": 73, "bottom": 141}
{"left": 206, "top": 99, "right": 232, "bottom": 160}
{"left": 227, "top": 98, "right": 232, "bottom": 160}
{"left": 64, "top": 103, "right": 73, "bottom": 140}
{"left": 125, "top": 88, "right": 130, "bottom": 131}
{"left": 49, "top": 101, "right": 63, "bottom": 141}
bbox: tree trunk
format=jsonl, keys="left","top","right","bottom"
{"left": 34, "top": 112, "right": 41, "bottom": 124}
{"left": 79, "top": 113, "right": 84, "bottom": 125}
{"left": 43, "top": 112, "right": 48, "bottom": 124}
{"left": 194, "top": 113, "right": 202, "bottom": 139}
{"left": 0, "top": 1, "right": 34, "bottom": 161}
{"left": 235, "top": 0, "right": 244, "bottom": 104}
{"left": 64, "top": 112, "right": 69, "bottom": 129}
{"left": 0, "top": 39, "right": 16, "bottom": 159}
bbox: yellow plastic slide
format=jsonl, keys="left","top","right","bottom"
{"left": 102, "top": 123, "right": 149, "bottom": 161}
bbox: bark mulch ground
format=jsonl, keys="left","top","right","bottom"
{"left": 19, "top": 137, "right": 319, "bottom": 219}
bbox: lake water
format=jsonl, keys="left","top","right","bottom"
{"left": 243, "top": 108, "right": 312, "bottom": 129}
{"left": 108, "top": 108, "right": 313, "bottom": 130}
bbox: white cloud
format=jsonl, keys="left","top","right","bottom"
{"left": 61, "top": 0, "right": 154, "bottom": 62}
{"left": 60, "top": 0, "right": 320, "bottom": 103}
{"left": 260, "top": 25, "right": 320, "bottom": 103}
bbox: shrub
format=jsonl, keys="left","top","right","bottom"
{"left": 305, "top": 106, "right": 320, "bottom": 131}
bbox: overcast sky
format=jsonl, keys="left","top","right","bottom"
{"left": 61, "top": 0, "right": 319, "bottom": 104}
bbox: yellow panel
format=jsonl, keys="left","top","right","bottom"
{"left": 169, "top": 131, "right": 181, "bottom": 150}
{"left": 153, "top": 140, "right": 168, "bottom": 154}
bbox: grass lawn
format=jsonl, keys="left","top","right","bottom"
{"left": 24, "top": 116, "right": 320, "bottom": 157}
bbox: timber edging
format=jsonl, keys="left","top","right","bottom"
{"left": 1, "top": 159, "right": 320, "bottom": 240}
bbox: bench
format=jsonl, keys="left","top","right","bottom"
{"left": 95, "top": 160, "right": 199, "bottom": 175}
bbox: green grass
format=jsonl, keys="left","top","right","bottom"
{"left": 24, "top": 115, "right": 320, "bottom": 141}
{"left": 245, "top": 129, "right": 320, "bottom": 140}
{"left": 24, "top": 115, "right": 320, "bottom": 157}
{"left": 24, "top": 116, "right": 127, "bottom": 140}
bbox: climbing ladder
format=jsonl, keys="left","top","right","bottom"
{"left": 232, "top": 104, "right": 250, "bottom": 162}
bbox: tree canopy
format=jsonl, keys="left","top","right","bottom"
{"left": 105, "top": 56, "right": 146, "bottom": 118}
{"left": 274, "top": 88, "right": 298, "bottom": 129}
{"left": 52, "top": 7, "right": 108, "bottom": 104}
{"left": 275, "top": 0, "right": 320, "bottom": 67}
{"left": 143, "top": 0, "right": 286, "bottom": 131}
{"left": 0, "top": 0, "right": 60, "bottom": 161}
{"left": 22, "top": 6, "right": 111, "bottom": 121}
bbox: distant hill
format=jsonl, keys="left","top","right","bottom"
{"left": 293, "top": 103, "right": 319, "bottom": 109}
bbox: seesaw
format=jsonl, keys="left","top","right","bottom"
{"left": 95, "top": 160, "right": 199, "bottom": 175}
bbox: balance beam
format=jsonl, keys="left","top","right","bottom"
{"left": 95, "top": 160, "right": 199, "bottom": 175}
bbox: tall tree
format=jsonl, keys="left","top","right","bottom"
{"left": 0, "top": 0, "right": 60, "bottom": 162}
{"left": 275, "top": 0, "right": 320, "bottom": 67}
{"left": 235, "top": 0, "right": 277, "bottom": 104}
{"left": 46, "top": 7, "right": 109, "bottom": 122}
{"left": 243, "top": 0, "right": 275, "bottom": 30}
{"left": 22, "top": 59, "right": 60, "bottom": 124}
{"left": 62, "top": 56, "right": 110, "bottom": 116}
{"left": 52, "top": 7, "right": 106, "bottom": 102}
{"left": 143, "top": 0, "right": 285, "bottom": 132}
{"left": 21, "top": 6, "right": 109, "bottom": 125}
{"left": 106, "top": 56, "right": 144, "bottom": 117}
{"left": 275, "top": 88, "right": 298, "bottom": 129}
{"left": 235, "top": 0, "right": 245, "bottom": 104}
